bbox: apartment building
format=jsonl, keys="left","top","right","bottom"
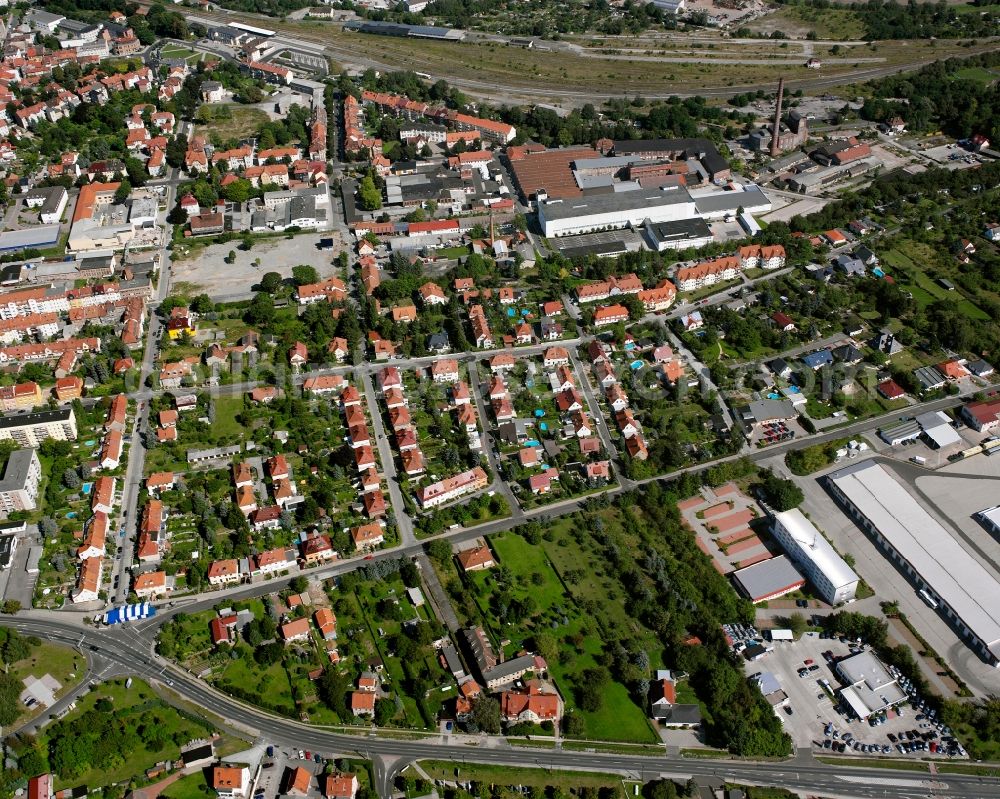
{"left": 0, "top": 408, "right": 77, "bottom": 447}
{"left": 0, "top": 448, "right": 42, "bottom": 513}
{"left": 416, "top": 466, "right": 488, "bottom": 508}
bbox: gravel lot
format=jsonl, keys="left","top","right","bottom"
{"left": 171, "top": 231, "right": 349, "bottom": 300}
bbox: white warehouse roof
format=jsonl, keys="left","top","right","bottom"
{"left": 772, "top": 507, "right": 859, "bottom": 589}
{"left": 829, "top": 461, "right": 1000, "bottom": 662}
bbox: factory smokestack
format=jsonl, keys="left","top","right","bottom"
{"left": 770, "top": 77, "right": 785, "bottom": 158}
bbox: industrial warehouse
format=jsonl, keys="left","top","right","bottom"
{"left": 828, "top": 460, "right": 1000, "bottom": 667}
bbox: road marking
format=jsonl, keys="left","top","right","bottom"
{"left": 837, "top": 776, "right": 938, "bottom": 788}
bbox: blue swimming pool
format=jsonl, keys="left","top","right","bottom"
{"left": 630, "top": 360, "right": 644, "bottom": 370}
{"left": 66, "top": 512, "right": 77, "bottom": 519}
{"left": 84, "top": 439, "right": 96, "bottom": 447}
{"left": 767, "top": 392, "right": 780, "bottom": 399}
{"left": 524, "top": 439, "right": 540, "bottom": 447}
{"left": 82, "top": 482, "right": 93, "bottom": 495}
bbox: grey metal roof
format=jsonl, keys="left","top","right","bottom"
{"left": 0, "top": 449, "right": 36, "bottom": 493}
{"left": 732, "top": 555, "right": 804, "bottom": 601}
{"left": 693, "top": 185, "right": 771, "bottom": 215}
{"left": 829, "top": 461, "right": 1000, "bottom": 660}
{"left": 539, "top": 187, "right": 693, "bottom": 222}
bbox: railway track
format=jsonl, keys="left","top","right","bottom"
{"left": 140, "top": 2, "right": 1000, "bottom": 104}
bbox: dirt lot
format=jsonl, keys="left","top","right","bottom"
{"left": 171, "top": 231, "right": 349, "bottom": 300}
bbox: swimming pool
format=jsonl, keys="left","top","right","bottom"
{"left": 82, "top": 482, "right": 93, "bottom": 495}
{"left": 84, "top": 439, "right": 96, "bottom": 447}
{"left": 630, "top": 360, "right": 644, "bottom": 370}
{"left": 524, "top": 439, "right": 540, "bottom": 447}
{"left": 66, "top": 512, "right": 78, "bottom": 519}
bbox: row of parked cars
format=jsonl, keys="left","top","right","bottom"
{"left": 821, "top": 726, "right": 894, "bottom": 755}
{"left": 887, "top": 663, "right": 967, "bottom": 758}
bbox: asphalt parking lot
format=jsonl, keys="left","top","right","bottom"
{"left": 741, "top": 632, "right": 965, "bottom": 759}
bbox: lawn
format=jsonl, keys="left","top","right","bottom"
{"left": 950, "top": 66, "right": 999, "bottom": 86}
{"left": 42, "top": 678, "right": 217, "bottom": 790}
{"left": 160, "top": 44, "right": 202, "bottom": 63}
{"left": 160, "top": 770, "right": 211, "bottom": 799}
{"left": 413, "top": 761, "right": 628, "bottom": 791}
{"left": 216, "top": 656, "right": 296, "bottom": 716}
{"left": 8, "top": 642, "right": 85, "bottom": 726}
{"left": 212, "top": 395, "right": 246, "bottom": 440}
{"left": 461, "top": 526, "right": 659, "bottom": 743}
{"left": 881, "top": 245, "right": 990, "bottom": 321}
{"left": 195, "top": 105, "right": 270, "bottom": 145}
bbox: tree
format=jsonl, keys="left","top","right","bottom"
{"left": 113, "top": 180, "right": 132, "bottom": 204}
{"left": 246, "top": 293, "right": 275, "bottom": 326}
{"left": 426, "top": 538, "right": 452, "bottom": 563}
{"left": 470, "top": 696, "right": 501, "bottom": 734}
{"left": 254, "top": 641, "right": 284, "bottom": 666}
{"left": 758, "top": 469, "right": 804, "bottom": 511}
{"left": 1, "top": 600, "right": 20, "bottom": 614}
{"left": 786, "top": 612, "right": 808, "bottom": 638}
{"left": 357, "top": 174, "right": 382, "bottom": 211}
{"left": 562, "top": 711, "right": 586, "bottom": 737}
{"left": 374, "top": 697, "right": 395, "bottom": 726}
{"left": 223, "top": 178, "right": 253, "bottom": 204}
{"left": 191, "top": 294, "right": 214, "bottom": 315}
{"left": 400, "top": 560, "right": 420, "bottom": 588}
{"left": 260, "top": 272, "right": 283, "bottom": 293}
{"left": 289, "top": 575, "right": 309, "bottom": 593}
{"left": 166, "top": 205, "right": 188, "bottom": 226}
{"left": 317, "top": 666, "right": 350, "bottom": 717}
{"left": 62, "top": 467, "right": 81, "bottom": 489}
{"left": 575, "top": 666, "right": 609, "bottom": 712}
{"left": 0, "top": 672, "right": 20, "bottom": 724}
{"left": 292, "top": 265, "right": 319, "bottom": 286}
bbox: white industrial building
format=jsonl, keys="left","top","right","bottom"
{"left": 835, "top": 650, "right": 907, "bottom": 720}
{"left": 690, "top": 184, "right": 773, "bottom": 220}
{"left": 976, "top": 505, "right": 1000, "bottom": 537}
{"left": 828, "top": 460, "right": 1000, "bottom": 667}
{"left": 770, "top": 508, "right": 859, "bottom": 604}
{"left": 537, "top": 186, "right": 696, "bottom": 238}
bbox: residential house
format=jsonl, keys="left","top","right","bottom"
{"left": 280, "top": 617, "right": 311, "bottom": 643}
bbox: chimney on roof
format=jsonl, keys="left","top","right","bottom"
{"left": 770, "top": 77, "right": 785, "bottom": 158}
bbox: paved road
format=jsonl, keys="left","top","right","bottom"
{"left": 465, "top": 358, "right": 521, "bottom": 515}
{"left": 568, "top": 349, "right": 621, "bottom": 461}
{"left": 109, "top": 179, "right": 177, "bottom": 603}
{"left": 5, "top": 616, "right": 1000, "bottom": 799}
{"left": 414, "top": 552, "right": 459, "bottom": 633}
{"left": 360, "top": 370, "right": 415, "bottom": 546}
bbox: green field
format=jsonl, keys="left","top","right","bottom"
{"left": 160, "top": 44, "right": 203, "bottom": 63}
{"left": 489, "top": 534, "right": 566, "bottom": 610}
{"left": 950, "top": 66, "right": 1000, "bottom": 86}
{"left": 881, "top": 246, "right": 990, "bottom": 320}
{"left": 160, "top": 770, "right": 211, "bottom": 799}
{"left": 414, "top": 760, "right": 632, "bottom": 791}
{"left": 195, "top": 105, "right": 270, "bottom": 145}
{"left": 461, "top": 528, "right": 659, "bottom": 743}
{"left": 40, "top": 678, "right": 220, "bottom": 790}
{"left": 212, "top": 395, "right": 246, "bottom": 440}
{"left": 7, "top": 641, "right": 85, "bottom": 727}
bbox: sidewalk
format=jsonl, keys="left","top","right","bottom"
{"left": 886, "top": 617, "right": 962, "bottom": 697}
